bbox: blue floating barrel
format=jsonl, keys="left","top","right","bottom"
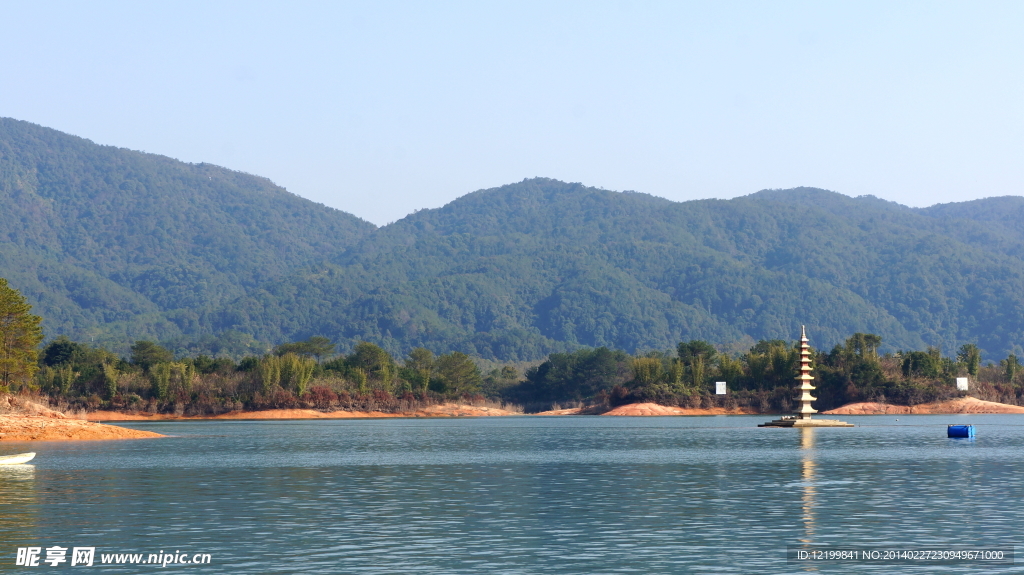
{"left": 948, "top": 424, "right": 975, "bottom": 438}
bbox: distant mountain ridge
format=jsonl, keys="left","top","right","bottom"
{"left": 0, "top": 117, "right": 374, "bottom": 352}
{"left": 1, "top": 118, "right": 1022, "bottom": 360}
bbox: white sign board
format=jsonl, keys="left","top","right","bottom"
{"left": 956, "top": 377, "right": 969, "bottom": 391}
{"left": 715, "top": 381, "right": 727, "bottom": 395}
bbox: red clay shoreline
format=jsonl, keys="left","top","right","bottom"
{"left": 86, "top": 403, "right": 520, "bottom": 421}
{"left": 536, "top": 402, "right": 758, "bottom": 416}
{"left": 85, "top": 397, "right": 1024, "bottom": 421}
{"left": 0, "top": 415, "right": 165, "bottom": 441}
{"left": 82, "top": 402, "right": 761, "bottom": 421}
{"left": 5, "top": 398, "right": 1023, "bottom": 442}
{"left": 822, "top": 397, "right": 1024, "bottom": 415}
{"left": 0, "top": 398, "right": 164, "bottom": 441}
{"left": 81, "top": 396, "right": 1024, "bottom": 419}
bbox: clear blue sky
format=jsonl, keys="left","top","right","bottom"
{"left": 2, "top": 1, "right": 1021, "bottom": 225}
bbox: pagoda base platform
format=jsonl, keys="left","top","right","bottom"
{"left": 759, "top": 416, "right": 854, "bottom": 428}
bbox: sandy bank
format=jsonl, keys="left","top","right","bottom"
{"left": 536, "top": 407, "right": 593, "bottom": 415}
{"left": 213, "top": 403, "right": 517, "bottom": 419}
{"left": 86, "top": 411, "right": 183, "bottom": 421}
{"left": 0, "top": 414, "right": 164, "bottom": 441}
{"left": 537, "top": 402, "right": 757, "bottom": 416}
{"left": 212, "top": 409, "right": 398, "bottom": 419}
{"left": 823, "top": 397, "right": 1024, "bottom": 415}
{"left": 87, "top": 403, "right": 519, "bottom": 421}
{"left": 411, "top": 404, "right": 516, "bottom": 417}
{"left": 602, "top": 402, "right": 757, "bottom": 416}
{"left": 1, "top": 396, "right": 160, "bottom": 441}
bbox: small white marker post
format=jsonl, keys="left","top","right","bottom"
{"left": 956, "top": 377, "right": 969, "bottom": 391}
{"left": 716, "top": 381, "right": 727, "bottom": 395}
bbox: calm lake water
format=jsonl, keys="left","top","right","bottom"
{"left": 2, "top": 415, "right": 1023, "bottom": 574}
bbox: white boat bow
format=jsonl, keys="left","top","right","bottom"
{"left": 0, "top": 452, "right": 36, "bottom": 465}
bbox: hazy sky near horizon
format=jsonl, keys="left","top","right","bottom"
{"left": 2, "top": 1, "right": 1022, "bottom": 225}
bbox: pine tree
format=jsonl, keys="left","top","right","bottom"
{"left": 1005, "top": 354, "right": 1021, "bottom": 384}
{"left": 957, "top": 343, "right": 982, "bottom": 377}
{"left": 434, "top": 352, "right": 481, "bottom": 397}
{"left": 0, "top": 278, "right": 44, "bottom": 393}
{"left": 405, "top": 348, "right": 435, "bottom": 394}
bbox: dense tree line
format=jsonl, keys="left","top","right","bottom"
{"left": 7, "top": 330, "right": 1021, "bottom": 416}
{"left": 2, "top": 277, "right": 1021, "bottom": 415}
{"left": 20, "top": 335, "right": 500, "bottom": 416}
{"left": 504, "top": 333, "right": 1024, "bottom": 413}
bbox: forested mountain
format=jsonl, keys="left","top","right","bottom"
{"left": 0, "top": 118, "right": 374, "bottom": 352}
{"left": 257, "top": 181, "right": 1024, "bottom": 361}
{"left": 1, "top": 118, "right": 1022, "bottom": 361}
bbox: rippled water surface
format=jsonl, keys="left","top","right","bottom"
{"left": 2, "top": 415, "right": 1023, "bottom": 573}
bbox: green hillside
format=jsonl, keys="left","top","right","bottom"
{"left": 261, "top": 180, "right": 1024, "bottom": 360}
{"left": 0, "top": 118, "right": 375, "bottom": 350}
{"left": 1, "top": 118, "right": 1022, "bottom": 361}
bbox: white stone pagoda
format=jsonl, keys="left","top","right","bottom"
{"left": 760, "top": 326, "right": 853, "bottom": 428}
